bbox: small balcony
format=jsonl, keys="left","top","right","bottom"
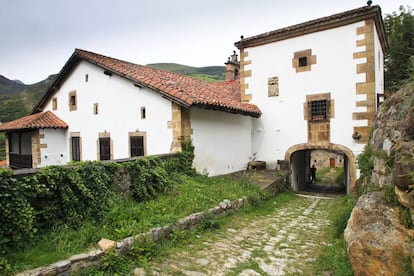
{"left": 9, "top": 153, "right": 32, "bottom": 169}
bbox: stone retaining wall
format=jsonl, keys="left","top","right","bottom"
{"left": 263, "top": 171, "right": 290, "bottom": 195}
{"left": 17, "top": 198, "right": 248, "bottom": 276}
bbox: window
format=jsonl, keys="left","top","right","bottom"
{"left": 68, "top": 90, "right": 77, "bottom": 111}
{"left": 71, "top": 136, "right": 81, "bottom": 161}
{"left": 141, "top": 107, "right": 146, "bottom": 119}
{"left": 310, "top": 99, "right": 329, "bottom": 121}
{"left": 99, "top": 137, "right": 111, "bottom": 160}
{"left": 292, "top": 49, "right": 316, "bottom": 73}
{"left": 85, "top": 74, "right": 89, "bottom": 82}
{"left": 93, "top": 103, "right": 99, "bottom": 115}
{"left": 52, "top": 97, "right": 58, "bottom": 110}
{"left": 130, "top": 136, "right": 144, "bottom": 157}
{"left": 298, "top": 57, "right": 308, "bottom": 67}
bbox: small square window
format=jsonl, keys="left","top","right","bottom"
{"left": 298, "top": 57, "right": 308, "bottom": 67}
{"left": 141, "top": 107, "right": 146, "bottom": 119}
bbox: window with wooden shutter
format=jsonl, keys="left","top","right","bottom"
{"left": 99, "top": 137, "right": 111, "bottom": 160}
{"left": 130, "top": 136, "right": 144, "bottom": 157}
{"left": 71, "top": 137, "right": 81, "bottom": 161}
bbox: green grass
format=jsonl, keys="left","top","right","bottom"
{"left": 79, "top": 192, "right": 352, "bottom": 275}
{"left": 78, "top": 191, "right": 298, "bottom": 275}
{"left": 312, "top": 196, "right": 354, "bottom": 275}
{"left": 316, "top": 167, "right": 345, "bottom": 185}
{"left": 7, "top": 173, "right": 263, "bottom": 273}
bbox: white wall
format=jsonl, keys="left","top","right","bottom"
{"left": 246, "top": 21, "right": 376, "bottom": 167}
{"left": 40, "top": 128, "right": 68, "bottom": 166}
{"left": 373, "top": 23, "right": 385, "bottom": 100}
{"left": 191, "top": 107, "right": 253, "bottom": 176}
{"left": 43, "top": 61, "right": 173, "bottom": 163}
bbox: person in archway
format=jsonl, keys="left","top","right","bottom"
{"left": 310, "top": 164, "right": 317, "bottom": 184}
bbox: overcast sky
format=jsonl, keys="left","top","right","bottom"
{"left": 0, "top": 0, "right": 411, "bottom": 84}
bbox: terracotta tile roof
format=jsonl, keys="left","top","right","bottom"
{"left": 0, "top": 111, "right": 68, "bottom": 131}
{"left": 34, "top": 49, "right": 261, "bottom": 117}
{"left": 235, "top": 5, "right": 387, "bottom": 51}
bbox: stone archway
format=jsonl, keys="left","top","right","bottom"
{"left": 285, "top": 143, "right": 357, "bottom": 194}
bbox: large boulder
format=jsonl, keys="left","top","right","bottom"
{"left": 344, "top": 192, "right": 414, "bottom": 275}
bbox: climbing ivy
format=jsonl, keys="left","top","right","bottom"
{"left": 0, "top": 169, "right": 35, "bottom": 253}
{"left": 23, "top": 162, "right": 116, "bottom": 230}
{"left": 357, "top": 145, "right": 374, "bottom": 194}
{"left": 125, "top": 157, "right": 171, "bottom": 202}
{"left": 0, "top": 143, "right": 195, "bottom": 254}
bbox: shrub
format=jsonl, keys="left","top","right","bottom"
{"left": 126, "top": 157, "right": 171, "bottom": 202}
{"left": 357, "top": 145, "right": 374, "bottom": 194}
{"left": 0, "top": 169, "right": 35, "bottom": 253}
{"left": 23, "top": 162, "right": 115, "bottom": 230}
{"left": 163, "top": 140, "right": 195, "bottom": 176}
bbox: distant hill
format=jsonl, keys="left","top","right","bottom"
{"left": 0, "top": 75, "right": 26, "bottom": 95}
{"left": 146, "top": 63, "right": 225, "bottom": 82}
{"left": 0, "top": 74, "right": 57, "bottom": 123}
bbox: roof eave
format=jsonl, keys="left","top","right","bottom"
{"left": 235, "top": 6, "right": 388, "bottom": 52}
{"left": 0, "top": 126, "right": 68, "bottom": 132}
{"left": 193, "top": 103, "right": 261, "bottom": 118}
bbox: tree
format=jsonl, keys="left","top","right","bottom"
{"left": 384, "top": 5, "right": 414, "bottom": 91}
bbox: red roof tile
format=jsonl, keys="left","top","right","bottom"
{"left": 34, "top": 49, "right": 261, "bottom": 117}
{"left": 0, "top": 111, "right": 68, "bottom": 131}
{"left": 235, "top": 5, "right": 387, "bottom": 51}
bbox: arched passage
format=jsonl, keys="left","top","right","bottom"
{"left": 285, "top": 143, "right": 357, "bottom": 194}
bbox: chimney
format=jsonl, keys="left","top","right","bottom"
{"left": 224, "top": 50, "right": 240, "bottom": 81}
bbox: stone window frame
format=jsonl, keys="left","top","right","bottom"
{"left": 52, "top": 97, "right": 58, "bottom": 110}
{"left": 93, "top": 103, "right": 99, "bottom": 115}
{"left": 128, "top": 131, "right": 147, "bottom": 157}
{"left": 68, "top": 90, "right": 77, "bottom": 111}
{"left": 70, "top": 132, "right": 82, "bottom": 162}
{"left": 292, "top": 49, "right": 316, "bottom": 73}
{"left": 97, "top": 132, "right": 113, "bottom": 161}
{"left": 304, "top": 93, "right": 334, "bottom": 122}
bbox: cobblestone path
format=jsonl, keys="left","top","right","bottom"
{"left": 144, "top": 194, "right": 336, "bottom": 276}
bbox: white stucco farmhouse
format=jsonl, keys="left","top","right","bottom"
{"left": 228, "top": 4, "right": 387, "bottom": 192}
{"left": 0, "top": 49, "right": 260, "bottom": 176}
{"left": 0, "top": 4, "right": 387, "bottom": 193}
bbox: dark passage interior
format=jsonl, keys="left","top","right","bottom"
{"left": 290, "top": 149, "right": 349, "bottom": 195}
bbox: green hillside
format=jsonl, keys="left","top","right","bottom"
{"left": 0, "top": 75, "right": 57, "bottom": 123}
{"left": 146, "top": 63, "right": 225, "bottom": 82}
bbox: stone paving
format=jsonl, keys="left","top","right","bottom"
{"left": 141, "top": 194, "right": 336, "bottom": 276}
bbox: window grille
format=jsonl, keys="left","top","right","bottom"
{"left": 310, "top": 99, "right": 329, "bottom": 121}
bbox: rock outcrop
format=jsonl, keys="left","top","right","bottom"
{"left": 345, "top": 87, "right": 414, "bottom": 275}
{"left": 344, "top": 192, "right": 414, "bottom": 275}
{"left": 371, "top": 87, "right": 414, "bottom": 201}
